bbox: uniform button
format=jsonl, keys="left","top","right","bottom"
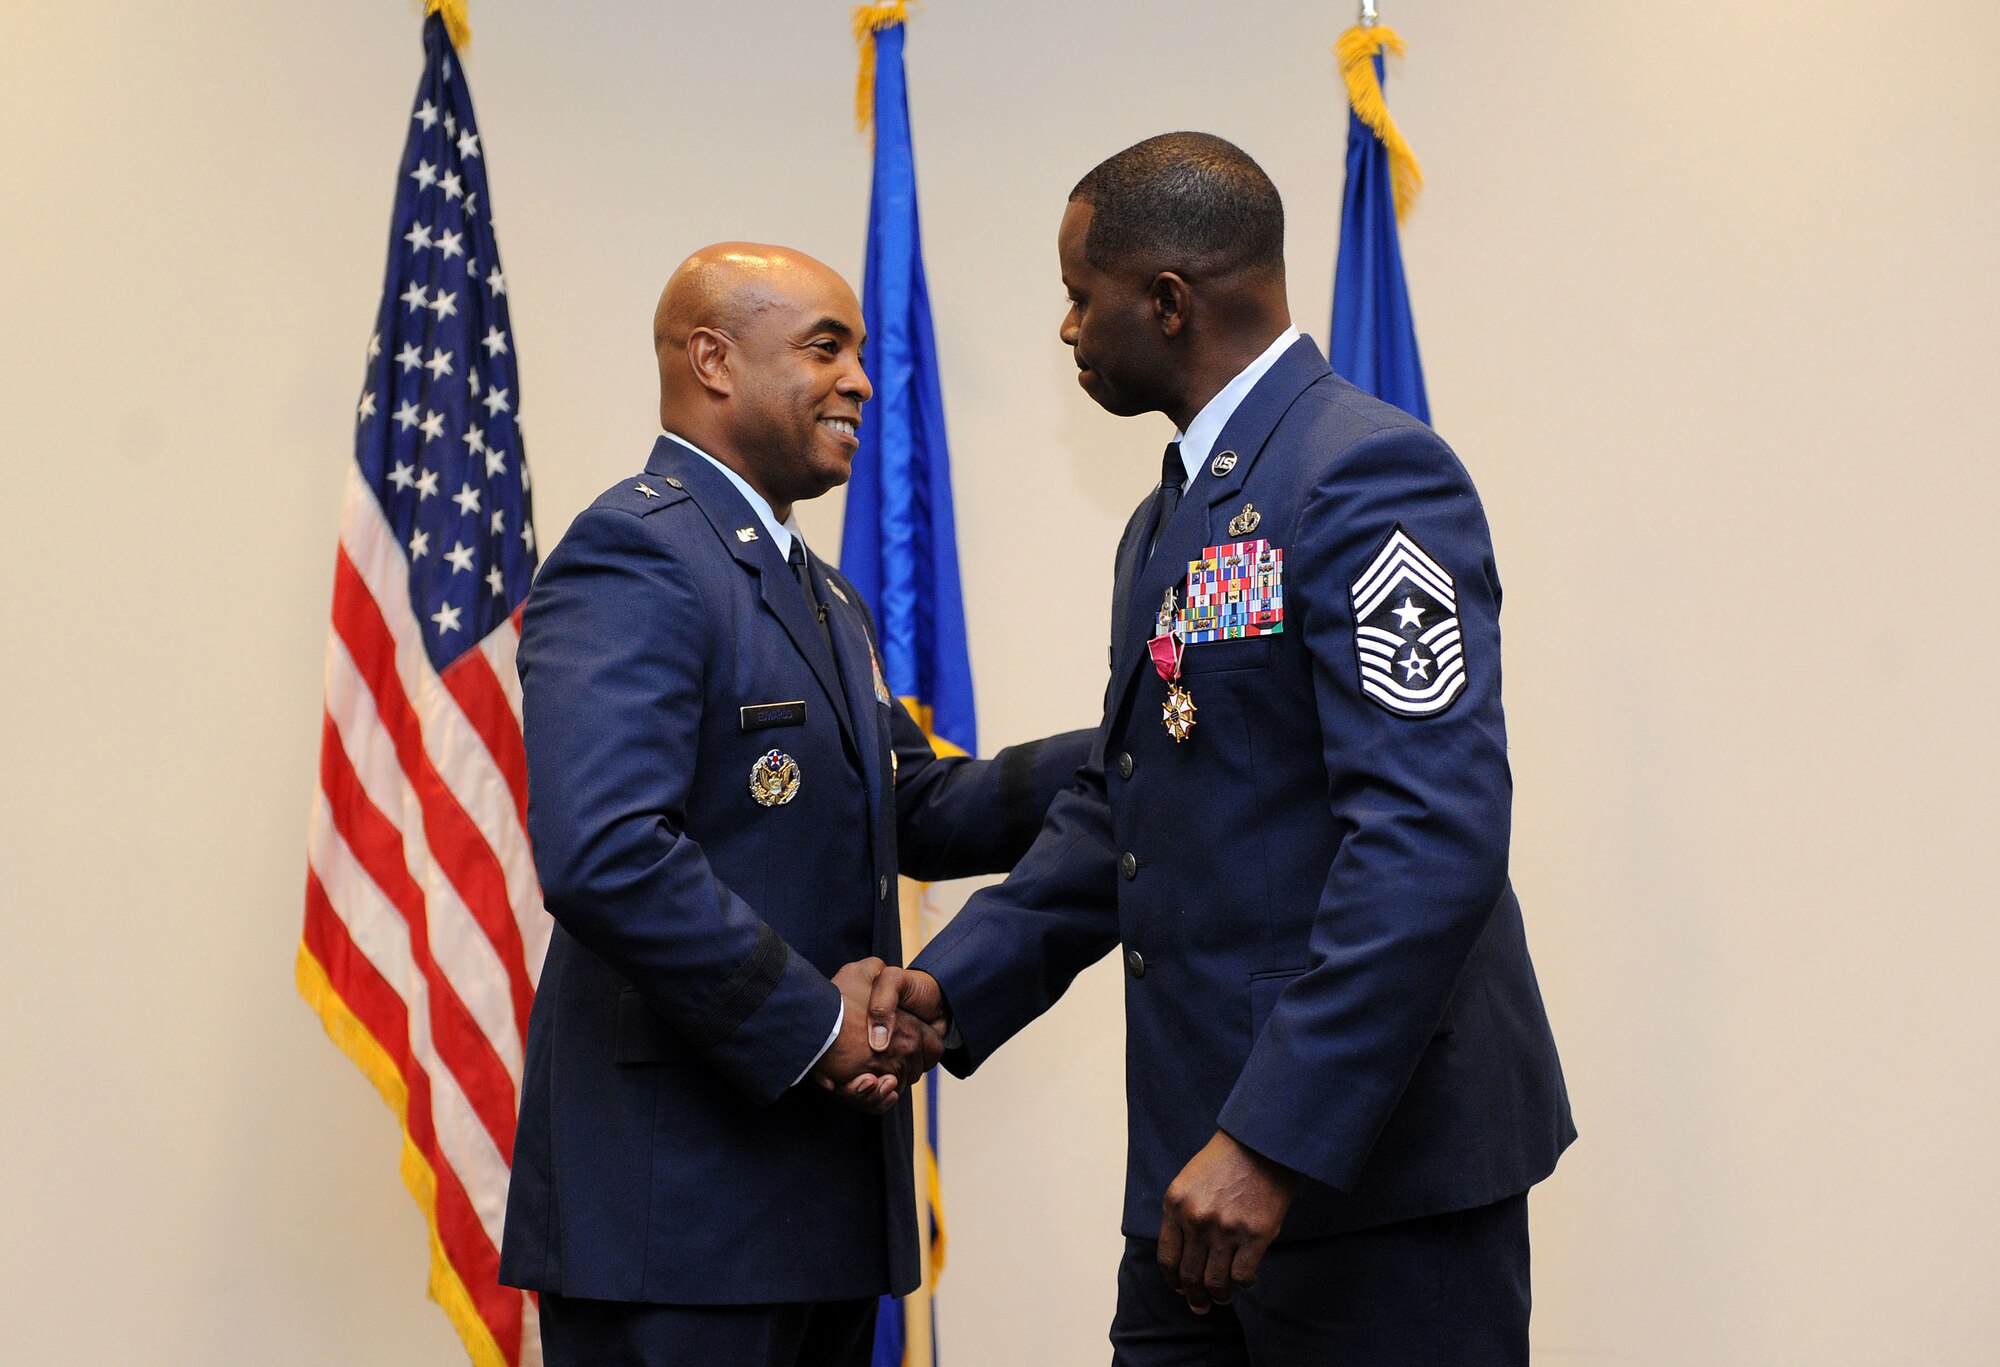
{"left": 1119, "top": 851, "right": 1138, "bottom": 880}
{"left": 1117, "top": 752, "right": 1134, "bottom": 780}
{"left": 878, "top": 876, "right": 890, "bottom": 900}
{"left": 1125, "top": 949, "right": 1147, "bottom": 978}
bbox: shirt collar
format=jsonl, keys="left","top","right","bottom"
{"left": 663, "top": 431, "right": 803, "bottom": 560}
{"left": 1173, "top": 325, "right": 1301, "bottom": 485}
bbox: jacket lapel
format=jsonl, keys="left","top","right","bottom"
{"left": 814, "top": 557, "right": 886, "bottom": 813}
{"left": 1107, "top": 337, "right": 1331, "bottom": 708}
{"left": 646, "top": 438, "right": 858, "bottom": 757}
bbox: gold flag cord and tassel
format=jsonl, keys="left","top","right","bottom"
{"left": 851, "top": 0, "right": 911, "bottom": 133}
{"left": 1334, "top": 23, "right": 1423, "bottom": 222}
{"left": 426, "top": 0, "right": 471, "bottom": 50}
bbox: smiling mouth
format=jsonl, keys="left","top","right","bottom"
{"left": 819, "top": 416, "right": 859, "bottom": 442}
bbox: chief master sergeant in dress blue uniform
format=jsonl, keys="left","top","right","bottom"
{"left": 499, "top": 243, "right": 1091, "bottom": 1367}
{"left": 906, "top": 135, "right": 1575, "bottom": 1364}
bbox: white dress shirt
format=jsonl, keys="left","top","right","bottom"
{"left": 1171, "top": 325, "right": 1300, "bottom": 486}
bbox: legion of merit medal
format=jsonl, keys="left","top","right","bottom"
{"left": 1148, "top": 586, "right": 1196, "bottom": 742}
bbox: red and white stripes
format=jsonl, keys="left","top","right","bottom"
{"left": 301, "top": 466, "right": 547, "bottom": 1367}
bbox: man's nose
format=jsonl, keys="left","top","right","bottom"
{"left": 843, "top": 362, "right": 873, "bottom": 402}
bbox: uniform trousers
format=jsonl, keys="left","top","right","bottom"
{"left": 539, "top": 1292, "right": 877, "bottom": 1367}
{"left": 1110, "top": 1193, "right": 1530, "bottom": 1367}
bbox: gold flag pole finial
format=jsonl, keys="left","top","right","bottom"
{"left": 426, "top": 0, "right": 471, "bottom": 50}
{"left": 1334, "top": 20, "right": 1423, "bottom": 222}
{"left": 851, "top": 1, "right": 912, "bottom": 134}
{"left": 1360, "top": 0, "right": 1379, "bottom": 27}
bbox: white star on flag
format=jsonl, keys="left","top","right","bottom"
{"left": 393, "top": 401, "right": 420, "bottom": 430}
{"left": 441, "top": 171, "right": 464, "bottom": 201}
{"left": 452, "top": 483, "right": 482, "bottom": 516}
{"left": 482, "top": 326, "right": 509, "bottom": 357}
{"left": 405, "top": 222, "right": 433, "bottom": 251}
{"left": 486, "top": 565, "right": 506, "bottom": 596}
{"left": 425, "top": 349, "right": 454, "bottom": 380}
{"left": 482, "top": 386, "right": 510, "bottom": 416}
{"left": 388, "top": 460, "right": 416, "bottom": 490}
{"left": 400, "top": 282, "right": 429, "bottom": 311}
{"left": 411, "top": 159, "right": 438, "bottom": 189}
{"left": 430, "top": 290, "right": 458, "bottom": 320}
{"left": 418, "top": 410, "right": 445, "bottom": 442}
{"left": 445, "top": 541, "right": 476, "bottom": 573}
{"left": 396, "top": 342, "right": 423, "bottom": 372}
{"left": 413, "top": 98, "right": 438, "bottom": 129}
{"left": 408, "top": 529, "right": 431, "bottom": 559}
{"left": 357, "top": 392, "right": 377, "bottom": 420}
{"left": 483, "top": 448, "right": 507, "bottom": 478}
{"left": 415, "top": 468, "right": 440, "bottom": 500}
{"left": 430, "top": 603, "right": 463, "bottom": 635}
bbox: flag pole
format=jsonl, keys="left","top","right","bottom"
{"left": 1360, "top": 0, "right": 1379, "bottom": 28}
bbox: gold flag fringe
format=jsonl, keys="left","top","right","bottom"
{"left": 852, "top": 1, "right": 912, "bottom": 133}
{"left": 1334, "top": 23, "right": 1423, "bottom": 223}
{"left": 426, "top": 0, "right": 471, "bottom": 51}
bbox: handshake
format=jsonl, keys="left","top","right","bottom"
{"left": 807, "top": 958, "right": 949, "bottom": 1115}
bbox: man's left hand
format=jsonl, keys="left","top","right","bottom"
{"left": 1157, "top": 1130, "right": 1297, "bottom": 1313}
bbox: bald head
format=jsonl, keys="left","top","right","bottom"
{"left": 653, "top": 242, "right": 871, "bottom": 519}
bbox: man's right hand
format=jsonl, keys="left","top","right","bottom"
{"left": 810, "top": 959, "right": 948, "bottom": 1114}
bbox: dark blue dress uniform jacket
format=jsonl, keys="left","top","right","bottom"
{"left": 499, "top": 436, "right": 1090, "bottom": 1304}
{"left": 915, "top": 338, "right": 1574, "bottom": 1241}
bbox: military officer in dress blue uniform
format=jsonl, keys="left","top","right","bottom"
{"left": 499, "top": 243, "right": 1091, "bottom": 1367}
{"left": 907, "top": 135, "right": 1574, "bottom": 1364}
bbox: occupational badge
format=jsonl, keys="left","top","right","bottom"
{"left": 748, "top": 748, "right": 801, "bottom": 806}
{"left": 1147, "top": 587, "right": 1195, "bottom": 742}
{"left": 1227, "top": 502, "right": 1261, "bottom": 536}
{"left": 1348, "top": 527, "right": 1467, "bottom": 717}
{"left": 1182, "top": 539, "right": 1284, "bottom": 643}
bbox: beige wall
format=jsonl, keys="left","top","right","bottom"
{"left": 5, "top": 1, "right": 1998, "bottom": 1361}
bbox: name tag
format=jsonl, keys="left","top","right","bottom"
{"left": 739, "top": 700, "right": 808, "bottom": 731}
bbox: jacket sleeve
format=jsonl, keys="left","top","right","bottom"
{"left": 909, "top": 739, "right": 1124, "bottom": 1075}
{"left": 889, "top": 706, "right": 1096, "bottom": 883}
{"left": 906, "top": 503, "right": 1152, "bottom": 1071}
{"left": 518, "top": 505, "right": 840, "bottom": 1106}
{"left": 1216, "top": 425, "right": 1515, "bottom": 1191}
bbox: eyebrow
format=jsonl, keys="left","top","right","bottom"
{"left": 805, "top": 317, "right": 858, "bottom": 341}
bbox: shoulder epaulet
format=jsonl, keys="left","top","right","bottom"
{"left": 595, "top": 474, "right": 692, "bottom": 517}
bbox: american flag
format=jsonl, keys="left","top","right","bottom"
{"left": 297, "top": 14, "right": 547, "bottom": 1366}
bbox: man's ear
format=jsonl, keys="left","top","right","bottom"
{"left": 687, "top": 327, "right": 734, "bottom": 396}
{"left": 1151, "top": 272, "right": 1192, "bottom": 339}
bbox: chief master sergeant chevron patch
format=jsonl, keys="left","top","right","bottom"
{"left": 1350, "top": 527, "right": 1468, "bottom": 717}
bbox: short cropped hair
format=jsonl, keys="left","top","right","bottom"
{"left": 1069, "top": 132, "right": 1285, "bottom": 277}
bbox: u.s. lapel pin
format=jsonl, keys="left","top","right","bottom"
{"left": 1228, "top": 502, "right": 1261, "bottom": 536}
{"left": 1210, "top": 449, "right": 1238, "bottom": 477}
{"left": 736, "top": 527, "right": 759, "bottom": 543}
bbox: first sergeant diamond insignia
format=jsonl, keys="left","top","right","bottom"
{"left": 1349, "top": 527, "right": 1468, "bottom": 717}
